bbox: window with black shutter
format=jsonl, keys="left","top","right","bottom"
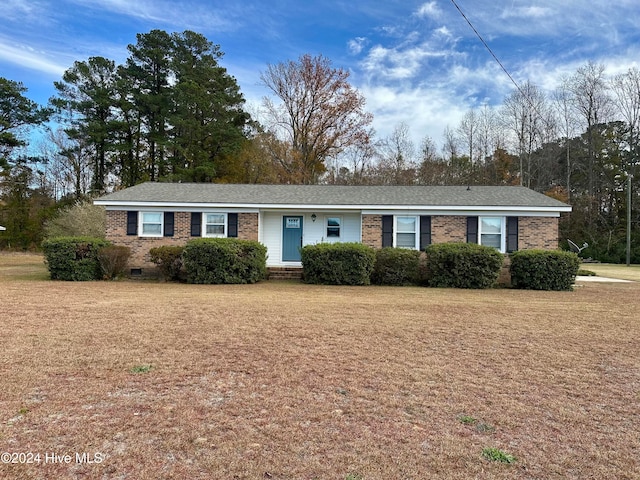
{"left": 382, "top": 215, "right": 393, "bottom": 247}
{"left": 506, "top": 216, "right": 519, "bottom": 252}
{"left": 466, "top": 216, "right": 478, "bottom": 244}
{"left": 190, "top": 212, "right": 202, "bottom": 237}
{"left": 420, "top": 216, "right": 431, "bottom": 250}
{"left": 126, "top": 211, "right": 138, "bottom": 236}
{"left": 228, "top": 213, "right": 238, "bottom": 238}
{"left": 164, "top": 212, "right": 174, "bottom": 237}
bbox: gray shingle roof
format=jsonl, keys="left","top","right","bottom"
{"left": 95, "top": 182, "right": 570, "bottom": 209}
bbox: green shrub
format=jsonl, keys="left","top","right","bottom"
{"left": 149, "top": 245, "right": 185, "bottom": 281}
{"left": 510, "top": 249, "right": 580, "bottom": 291}
{"left": 97, "top": 245, "right": 131, "bottom": 280}
{"left": 372, "top": 248, "right": 423, "bottom": 286}
{"left": 182, "top": 238, "right": 267, "bottom": 284}
{"left": 42, "top": 236, "right": 111, "bottom": 281}
{"left": 301, "top": 242, "right": 375, "bottom": 285}
{"left": 424, "top": 243, "right": 503, "bottom": 289}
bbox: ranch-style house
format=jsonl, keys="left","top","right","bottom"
{"left": 94, "top": 182, "right": 572, "bottom": 277}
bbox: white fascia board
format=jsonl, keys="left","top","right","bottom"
{"left": 363, "top": 205, "right": 570, "bottom": 215}
{"left": 95, "top": 200, "right": 570, "bottom": 216}
{"left": 98, "top": 202, "right": 259, "bottom": 213}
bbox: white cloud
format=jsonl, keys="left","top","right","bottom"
{"left": 348, "top": 37, "right": 368, "bottom": 55}
{"left": 415, "top": 1, "right": 442, "bottom": 20}
{"left": 500, "top": 5, "right": 552, "bottom": 20}
{"left": 361, "top": 83, "right": 469, "bottom": 147}
{"left": 68, "top": 0, "right": 235, "bottom": 31}
{"left": 0, "top": 39, "right": 67, "bottom": 76}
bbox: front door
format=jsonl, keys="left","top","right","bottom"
{"left": 282, "top": 216, "right": 303, "bottom": 262}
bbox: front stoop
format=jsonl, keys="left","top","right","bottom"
{"left": 267, "top": 267, "right": 303, "bottom": 281}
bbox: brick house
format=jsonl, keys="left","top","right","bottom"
{"left": 94, "top": 183, "right": 571, "bottom": 276}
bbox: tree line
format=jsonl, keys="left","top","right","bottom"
{"left": 0, "top": 30, "right": 638, "bottom": 262}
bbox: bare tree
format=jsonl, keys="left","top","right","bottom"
{"left": 441, "top": 125, "right": 459, "bottom": 162}
{"left": 553, "top": 78, "right": 578, "bottom": 197}
{"left": 456, "top": 109, "right": 480, "bottom": 165}
{"left": 374, "top": 122, "right": 417, "bottom": 184}
{"left": 417, "top": 134, "right": 448, "bottom": 185}
{"left": 325, "top": 142, "right": 376, "bottom": 185}
{"left": 610, "top": 67, "right": 640, "bottom": 173}
{"left": 260, "top": 54, "right": 373, "bottom": 184}
{"left": 567, "top": 61, "right": 612, "bottom": 197}
{"left": 500, "top": 81, "right": 548, "bottom": 188}
{"left": 44, "top": 127, "right": 92, "bottom": 199}
{"left": 477, "top": 104, "right": 502, "bottom": 164}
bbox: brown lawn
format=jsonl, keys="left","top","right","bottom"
{"left": 0, "top": 253, "right": 639, "bottom": 479}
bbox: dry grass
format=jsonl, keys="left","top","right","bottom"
{"left": 1, "top": 253, "right": 639, "bottom": 479}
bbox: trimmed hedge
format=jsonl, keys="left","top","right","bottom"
{"left": 182, "top": 238, "right": 267, "bottom": 284}
{"left": 149, "top": 245, "right": 185, "bottom": 282}
{"left": 372, "top": 247, "right": 424, "bottom": 286}
{"left": 42, "top": 237, "right": 111, "bottom": 281}
{"left": 510, "top": 249, "right": 580, "bottom": 291}
{"left": 301, "top": 242, "right": 376, "bottom": 285}
{"left": 424, "top": 242, "right": 503, "bottom": 289}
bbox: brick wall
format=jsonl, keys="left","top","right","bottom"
{"left": 238, "top": 213, "right": 259, "bottom": 241}
{"left": 518, "top": 217, "right": 559, "bottom": 250}
{"left": 431, "top": 215, "right": 467, "bottom": 244}
{"left": 106, "top": 210, "right": 260, "bottom": 275}
{"left": 361, "top": 214, "right": 382, "bottom": 248}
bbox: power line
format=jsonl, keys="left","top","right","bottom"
{"left": 449, "top": 0, "right": 526, "bottom": 100}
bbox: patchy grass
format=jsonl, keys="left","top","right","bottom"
{"left": 129, "top": 364, "right": 153, "bottom": 374}
{"left": 481, "top": 447, "right": 517, "bottom": 464}
{"left": 1, "top": 254, "right": 640, "bottom": 479}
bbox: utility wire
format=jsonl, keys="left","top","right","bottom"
{"left": 449, "top": 0, "right": 527, "bottom": 101}
{"left": 449, "top": 0, "right": 557, "bottom": 139}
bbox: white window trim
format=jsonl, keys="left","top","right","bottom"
{"left": 478, "top": 216, "right": 506, "bottom": 253}
{"left": 394, "top": 215, "right": 419, "bottom": 250}
{"left": 202, "top": 212, "right": 228, "bottom": 238}
{"left": 325, "top": 215, "right": 342, "bottom": 240}
{"left": 139, "top": 211, "right": 163, "bottom": 238}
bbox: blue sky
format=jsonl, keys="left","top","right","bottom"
{"left": 2, "top": 0, "right": 640, "bottom": 148}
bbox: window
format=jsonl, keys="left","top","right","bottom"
{"left": 204, "top": 213, "right": 226, "bottom": 237}
{"left": 479, "top": 217, "right": 504, "bottom": 251}
{"left": 326, "top": 216, "right": 341, "bottom": 238}
{"left": 140, "top": 212, "right": 162, "bottom": 237}
{"left": 395, "top": 216, "right": 418, "bottom": 249}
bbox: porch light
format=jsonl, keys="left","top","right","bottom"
{"left": 311, "top": 213, "right": 317, "bottom": 222}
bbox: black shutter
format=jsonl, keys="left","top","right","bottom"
{"left": 228, "top": 213, "right": 238, "bottom": 238}
{"left": 466, "top": 216, "right": 478, "bottom": 244}
{"left": 126, "top": 211, "right": 138, "bottom": 236}
{"left": 382, "top": 215, "right": 393, "bottom": 247}
{"left": 419, "top": 216, "right": 431, "bottom": 250}
{"left": 507, "top": 216, "right": 519, "bottom": 253}
{"left": 191, "top": 212, "right": 202, "bottom": 237}
{"left": 164, "top": 212, "right": 174, "bottom": 237}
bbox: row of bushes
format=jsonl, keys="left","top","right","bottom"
{"left": 301, "top": 242, "right": 580, "bottom": 291}
{"left": 43, "top": 237, "right": 580, "bottom": 291}
{"left": 43, "top": 237, "right": 267, "bottom": 284}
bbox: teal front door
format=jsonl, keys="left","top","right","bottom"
{"left": 282, "top": 216, "right": 303, "bottom": 262}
